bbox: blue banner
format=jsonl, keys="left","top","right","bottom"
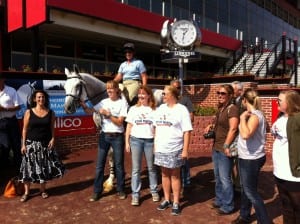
{"left": 6, "top": 79, "right": 91, "bottom": 118}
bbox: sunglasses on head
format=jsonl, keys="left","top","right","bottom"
{"left": 217, "top": 91, "right": 227, "bottom": 96}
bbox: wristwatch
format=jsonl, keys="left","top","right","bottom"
{"left": 223, "top": 143, "right": 230, "bottom": 149}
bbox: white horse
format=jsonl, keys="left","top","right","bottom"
{"left": 17, "top": 81, "right": 37, "bottom": 106}
{"left": 64, "top": 66, "right": 163, "bottom": 192}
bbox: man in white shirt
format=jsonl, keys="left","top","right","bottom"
{"left": 0, "top": 78, "right": 22, "bottom": 168}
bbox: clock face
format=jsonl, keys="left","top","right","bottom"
{"left": 171, "top": 20, "right": 197, "bottom": 47}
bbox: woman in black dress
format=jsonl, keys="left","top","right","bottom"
{"left": 19, "top": 90, "right": 64, "bottom": 202}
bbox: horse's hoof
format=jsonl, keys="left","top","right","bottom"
{"left": 103, "top": 184, "right": 114, "bottom": 193}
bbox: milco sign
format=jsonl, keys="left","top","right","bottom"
{"left": 54, "top": 116, "right": 96, "bottom": 137}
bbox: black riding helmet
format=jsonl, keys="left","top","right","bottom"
{"left": 123, "top": 42, "right": 135, "bottom": 52}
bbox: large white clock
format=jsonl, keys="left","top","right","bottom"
{"left": 171, "top": 20, "right": 197, "bottom": 47}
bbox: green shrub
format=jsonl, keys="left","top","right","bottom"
{"left": 194, "top": 105, "right": 217, "bottom": 116}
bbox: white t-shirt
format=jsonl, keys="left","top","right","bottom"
{"left": 272, "top": 115, "right": 300, "bottom": 182}
{"left": 153, "top": 103, "right": 193, "bottom": 153}
{"left": 125, "top": 105, "right": 155, "bottom": 139}
{"left": 0, "top": 85, "right": 22, "bottom": 119}
{"left": 94, "top": 97, "right": 128, "bottom": 133}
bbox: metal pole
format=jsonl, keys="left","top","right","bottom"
{"left": 294, "top": 38, "right": 298, "bottom": 86}
{"left": 179, "top": 57, "right": 183, "bottom": 95}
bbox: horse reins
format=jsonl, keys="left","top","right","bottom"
{"left": 65, "top": 74, "right": 107, "bottom": 103}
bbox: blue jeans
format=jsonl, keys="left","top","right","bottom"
{"left": 212, "top": 150, "right": 234, "bottom": 213}
{"left": 130, "top": 136, "right": 158, "bottom": 197}
{"left": 93, "top": 132, "right": 125, "bottom": 194}
{"left": 181, "top": 160, "right": 191, "bottom": 187}
{"left": 238, "top": 156, "right": 271, "bottom": 224}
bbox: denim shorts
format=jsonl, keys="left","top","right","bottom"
{"left": 154, "top": 150, "right": 184, "bottom": 168}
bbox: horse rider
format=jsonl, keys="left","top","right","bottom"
{"left": 113, "top": 43, "right": 148, "bottom": 105}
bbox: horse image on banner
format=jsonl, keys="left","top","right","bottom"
{"left": 16, "top": 81, "right": 37, "bottom": 118}
{"left": 63, "top": 65, "right": 163, "bottom": 192}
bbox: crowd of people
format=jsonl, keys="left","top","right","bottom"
{"left": 1, "top": 43, "right": 300, "bottom": 223}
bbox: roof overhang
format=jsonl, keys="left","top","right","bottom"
{"left": 46, "top": 9, "right": 232, "bottom": 58}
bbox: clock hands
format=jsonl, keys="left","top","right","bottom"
{"left": 181, "top": 28, "right": 188, "bottom": 42}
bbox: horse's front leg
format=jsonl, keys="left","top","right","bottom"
{"left": 103, "top": 147, "right": 115, "bottom": 192}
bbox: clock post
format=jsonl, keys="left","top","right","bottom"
{"left": 160, "top": 19, "right": 202, "bottom": 91}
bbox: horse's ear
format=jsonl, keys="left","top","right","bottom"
{"left": 118, "top": 83, "right": 124, "bottom": 92}
{"left": 73, "top": 64, "right": 79, "bottom": 74}
{"left": 65, "top": 68, "right": 70, "bottom": 76}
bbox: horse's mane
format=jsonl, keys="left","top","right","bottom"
{"left": 78, "top": 73, "right": 107, "bottom": 105}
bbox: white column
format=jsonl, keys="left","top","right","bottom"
{"left": 239, "top": 31, "right": 243, "bottom": 41}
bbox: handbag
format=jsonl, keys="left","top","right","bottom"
{"left": 229, "top": 135, "right": 239, "bottom": 157}
{"left": 3, "top": 176, "right": 25, "bottom": 198}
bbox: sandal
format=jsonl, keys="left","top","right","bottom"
{"left": 41, "top": 192, "right": 49, "bottom": 199}
{"left": 20, "top": 194, "right": 29, "bottom": 202}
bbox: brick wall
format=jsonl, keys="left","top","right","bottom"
{"left": 57, "top": 132, "right": 99, "bottom": 155}
{"left": 56, "top": 82, "right": 278, "bottom": 155}
{"left": 187, "top": 82, "right": 277, "bottom": 155}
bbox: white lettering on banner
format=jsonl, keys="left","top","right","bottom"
{"left": 55, "top": 117, "right": 82, "bottom": 128}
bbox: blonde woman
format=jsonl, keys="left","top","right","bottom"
{"left": 232, "top": 88, "right": 271, "bottom": 224}
{"left": 153, "top": 85, "right": 193, "bottom": 215}
{"left": 89, "top": 80, "right": 128, "bottom": 202}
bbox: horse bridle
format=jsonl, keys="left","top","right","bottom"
{"left": 65, "top": 75, "right": 84, "bottom": 102}
{"left": 65, "top": 74, "right": 106, "bottom": 103}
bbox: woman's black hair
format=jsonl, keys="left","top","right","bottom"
{"left": 29, "top": 89, "right": 50, "bottom": 109}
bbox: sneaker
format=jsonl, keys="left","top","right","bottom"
{"left": 89, "top": 193, "right": 101, "bottom": 202}
{"left": 171, "top": 203, "right": 181, "bottom": 216}
{"left": 157, "top": 200, "right": 172, "bottom": 211}
{"left": 211, "top": 202, "right": 220, "bottom": 209}
{"left": 131, "top": 196, "right": 139, "bottom": 206}
{"left": 231, "top": 216, "right": 251, "bottom": 224}
{"left": 216, "top": 208, "right": 234, "bottom": 215}
{"left": 117, "top": 191, "right": 126, "bottom": 200}
{"left": 152, "top": 192, "right": 160, "bottom": 202}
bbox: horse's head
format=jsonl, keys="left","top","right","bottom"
{"left": 153, "top": 89, "right": 164, "bottom": 106}
{"left": 64, "top": 68, "right": 88, "bottom": 114}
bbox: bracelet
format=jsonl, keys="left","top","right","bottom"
{"left": 223, "top": 143, "right": 230, "bottom": 149}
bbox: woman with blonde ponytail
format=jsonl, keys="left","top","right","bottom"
{"left": 231, "top": 88, "right": 272, "bottom": 224}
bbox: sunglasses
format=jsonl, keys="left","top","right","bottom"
{"left": 217, "top": 91, "right": 227, "bottom": 96}
{"left": 138, "top": 94, "right": 146, "bottom": 98}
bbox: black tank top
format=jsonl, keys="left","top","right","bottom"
{"left": 27, "top": 109, "right": 52, "bottom": 142}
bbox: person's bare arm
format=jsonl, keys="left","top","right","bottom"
{"left": 114, "top": 73, "right": 123, "bottom": 83}
{"left": 141, "top": 72, "right": 147, "bottom": 85}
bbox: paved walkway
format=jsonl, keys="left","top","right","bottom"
{"left": 0, "top": 149, "right": 282, "bottom": 224}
